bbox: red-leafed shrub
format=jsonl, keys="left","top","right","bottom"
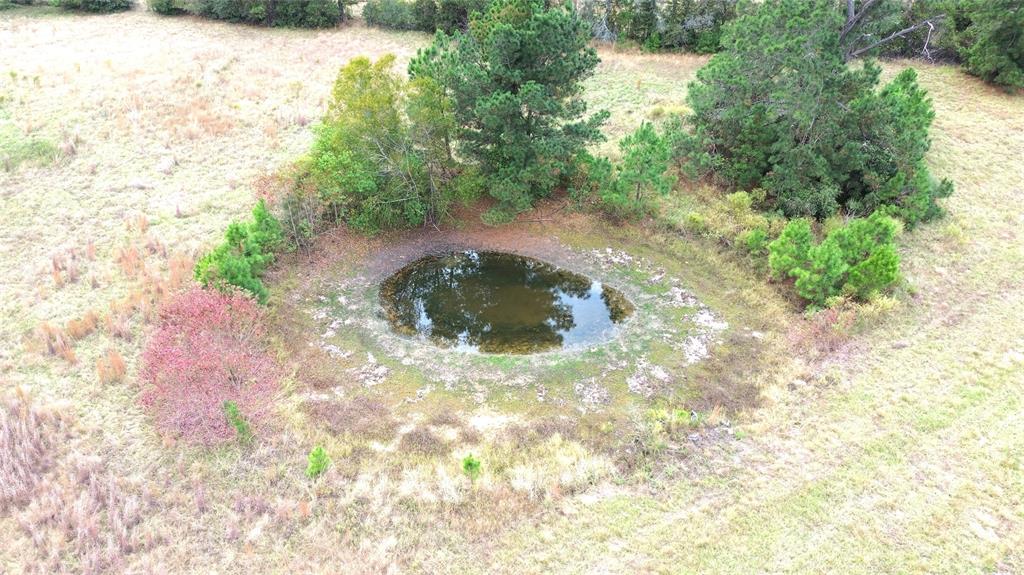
{"left": 140, "top": 287, "right": 279, "bottom": 445}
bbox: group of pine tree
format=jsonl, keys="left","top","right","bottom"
{"left": 198, "top": 0, "right": 1020, "bottom": 307}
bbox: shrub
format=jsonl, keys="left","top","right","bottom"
{"left": 195, "top": 199, "right": 283, "bottom": 303}
{"left": 174, "top": 0, "right": 343, "bottom": 27}
{"left": 434, "top": 0, "right": 487, "bottom": 32}
{"left": 768, "top": 219, "right": 813, "bottom": 280}
{"left": 306, "top": 445, "right": 330, "bottom": 478}
{"left": 769, "top": 212, "right": 902, "bottom": 307}
{"left": 308, "top": 55, "right": 463, "bottom": 233}
{"left": 956, "top": 0, "right": 1024, "bottom": 88}
{"left": 411, "top": 0, "right": 608, "bottom": 216}
{"left": 53, "top": 0, "right": 133, "bottom": 12}
{"left": 363, "top": 0, "right": 417, "bottom": 30}
{"left": 659, "top": 0, "right": 737, "bottom": 53}
{"left": 140, "top": 287, "right": 279, "bottom": 445}
{"left": 684, "top": 0, "right": 952, "bottom": 225}
{"left": 461, "top": 453, "right": 481, "bottom": 481}
{"left": 739, "top": 226, "right": 769, "bottom": 255}
{"left": 412, "top": 0, "right": 437, "bottom": 30}
{"left": 594, "top": 122, "right": 674, "bottom": 218}
{"left": 148, "top": 0, "right": 183, "bottom": 14}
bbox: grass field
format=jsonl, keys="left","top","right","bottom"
{"left": 1, "top": 6, "right": 1022, "bottom": 574}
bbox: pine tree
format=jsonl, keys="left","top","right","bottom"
{"left": 960, "top": 0, "right": 1024, "bottom": 88}
{"left": 685, "top": 0, "right": 951, "bottom": 223}
{"left": 410, "top": 0, "right": 609, "bottom": 218}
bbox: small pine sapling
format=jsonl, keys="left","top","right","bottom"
{"left": 223, "top": 400, "right": 254, "bottom": 444}
{"left": 461, "top": 454, "right": 481, "bottom": 481}
{"left": 306, "top": 445, "right": 330, "bottom": 479}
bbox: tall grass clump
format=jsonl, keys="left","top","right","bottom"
{"left": 0, "top": 390, "right": 71, "bottom": 512}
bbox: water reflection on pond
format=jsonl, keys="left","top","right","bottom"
{"left": 380, "top": 251, "right": 634, "bottom": 354}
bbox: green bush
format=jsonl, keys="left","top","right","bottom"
{"left": 739, "top": 227, "right": 769, "bottom": 255}
{"left": 363, "top": 0, "right": 417, "bottom": 30}
{"left": 306, "top": 445, "right": 330, "bottom": 478}
{"left": 148, "top": 0, "right": 183, "bottom": 14}
{"left": 595, "top": 122, "right": 674, "bottom": 218}
{"left": 434, "top": 0, "right": 487, "bottom": 32}
{"left": 684, "top": 0, "right": 952, "bottom": 225}
{"left": 659, "top": 0, "right": 737, "bottom": 53}
{"left": 410, "top": 0, "right": 608, "bottom": 216}
{"left": 956, "top": 0, "right": 1024, "bottom": 88}
{"left": 768, "top": 218, "right": 813, "bottom": 280}
{"left": 53, "top": 0, "right": 132, "bottom": 11}
{"left": 195, "top": 199, "right": 283, "bottom": 303}
{"left": 769, "top": 212, "right": 901, "bottom": 307}
{"left": 181, "top": 0, "right": 342, "bottom": 27}
{"left": 308, "top": 55, "right": 465, "bottom": 233}
{"left": 412, "top": 0, "right": 437, "bottom": 30}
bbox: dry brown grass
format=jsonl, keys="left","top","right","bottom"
{"left": 95, "top": 348, "right": 126, "bottom": 384}
{"left": 66, "top": 310, "right": 99, "bottom": 340}
{"left": 35, "top": 322, "right": 76, "bottom": 364}
{"left": 103, "top": 307, "right": 132, "bottom": 340}
{"left": 114, "top": 245, "right": 144, "bottom": 278}
{"left": 17, "top": 455, "right": 156, "bottom": 575}
{"left": 306, "top": 395, "right": 399, "bottom": 440}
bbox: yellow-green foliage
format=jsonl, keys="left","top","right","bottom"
{"left": 308, "top": 55, "right": 465, "bottom": 233}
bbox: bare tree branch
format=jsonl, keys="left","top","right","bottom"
{"left": 847, "top": 16, "right": 944, "bottom": 60}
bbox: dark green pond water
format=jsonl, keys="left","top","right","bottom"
{"left": 380, "top": 251, "right": 633, "bottom": 354}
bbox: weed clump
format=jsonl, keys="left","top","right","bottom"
{"left": 223, "top": 400, "right": 254, "bottom": 444}
{"left": 0, "top": 389, "right": 71, "bottom": 512}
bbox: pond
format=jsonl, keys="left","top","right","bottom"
{"left": 380, "top": 251, "right": 634, "bottom": 354}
